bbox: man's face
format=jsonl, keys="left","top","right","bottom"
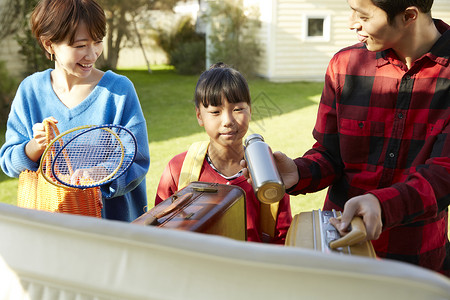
{"left": 347, "top": 0, "right": 403, "bottom": 52}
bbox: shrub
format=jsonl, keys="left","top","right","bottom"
{"left": 204, "top": 0, "right": 261, "bottom": 78}
{"left": 156, "top": 15, "right": 206, "bottom": 75}
{"left": 170, "top": 39, "right": 205, "bottom": 75}
{"left": 16, "top": 25, "right": 53, "bottom": 76}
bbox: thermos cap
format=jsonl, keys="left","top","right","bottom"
{"left": 244, "top": 133, "right": 264, "bottom": 147}
{"left": 257, "top": 181, "right": 286, "bottom": 204}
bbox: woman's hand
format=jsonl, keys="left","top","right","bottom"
{"left": 25, "top": 117, "right": 58, "bottom": 162}
{"left": 70, "top": 166, "right": 109, "bottom": 185}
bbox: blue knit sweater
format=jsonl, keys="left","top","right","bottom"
{"left": 0, "top": 69, "right": 150, "bottom": 222}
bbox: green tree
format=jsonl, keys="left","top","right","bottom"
{"left": 204, "top": 0, "right": 261, "bottom": 77}
{"left": 0, "top": 0, "right": 23, "bottom": 125}
{"left": 0, "top": 0, "right": 22, "bottom": 40}
{"left": 97, "top": 0, "right": 181, "bottom": 70}
{"left": 13, "top": 0, "right": 52, "bottom": 75}
{"left": 1, "top": 0, "right": 53, "bottom": 75}
{"left": 156, "top": 15, "right": 205, "bottom": 75}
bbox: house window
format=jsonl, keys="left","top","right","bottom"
{"left": 304, "top": 14, "right": 330, "bottom": 42}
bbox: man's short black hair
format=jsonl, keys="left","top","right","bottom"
{"left": 371, "top": 0, "right": 433, "bottom": 23}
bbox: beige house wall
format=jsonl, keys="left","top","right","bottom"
{"left": 433, "top": 0, "right": 450, "bottom": 23}
{"left": 253, "top": 0, "right": 450, "bottom": 82}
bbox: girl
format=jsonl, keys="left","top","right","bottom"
{"left": 155, "top": 63, "right": 292, "bottom": 243}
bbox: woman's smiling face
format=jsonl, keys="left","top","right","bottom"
{"left": 51, "top": 21, "right": 104, "bottom": 79}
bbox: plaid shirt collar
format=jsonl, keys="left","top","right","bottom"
{"left": 375, "top": 19, "right": 450, "bottom": 70}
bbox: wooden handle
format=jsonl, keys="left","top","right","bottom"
{"left": 329, "top": 216, "right": 367, "bottom": 249}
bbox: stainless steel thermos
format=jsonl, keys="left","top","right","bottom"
{"left": 244, "top": 134, "right": 285, "bottom": 204}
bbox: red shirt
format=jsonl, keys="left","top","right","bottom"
{"left": 289, "top": 20, "right": 450, "bottom": 276}
{"left": 155, "top": 151, "right": 292, "bottom": 244}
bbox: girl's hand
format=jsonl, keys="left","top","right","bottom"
{"left": 25, "top": 117, "right": 58, "bottom": 162}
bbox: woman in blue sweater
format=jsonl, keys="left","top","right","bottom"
{"left": 0, "top": 0, "right": 150, "bottom": 222}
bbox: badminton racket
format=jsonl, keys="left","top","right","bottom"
{"left": 40, "top": 124, "right": 137, "bottom": 189}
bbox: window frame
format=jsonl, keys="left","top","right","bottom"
{"left": 303, "top": 14, "right": 331, "bottom": 42}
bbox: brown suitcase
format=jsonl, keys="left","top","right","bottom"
{"left": 132, "top": 181, "right": 247, "bottom": 241}
{"left": 285, "top": 210, "right": 376, "bottom": 258}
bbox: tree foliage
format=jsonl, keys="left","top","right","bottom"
{"left": 203, "top": 0, "right": 261, "bottom": 78}
{"left": 156, "top": 15, "right": 205, "bottom": 75}
{"left": 0, "top": 0, "right": 23, "bottom": 40}
{"left": 10, "top": 0, "right": 53, "bottom": 75}
{"left": 97, "top": 0, "right": 181, "bottom": 70}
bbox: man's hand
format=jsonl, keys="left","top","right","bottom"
{"left": 329, "top": 194, "right": 383, "bottom": 241}
{"left": 240, "top": 151, "right": 299, "bottom": 189}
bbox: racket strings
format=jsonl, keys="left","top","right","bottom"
{"left": 49, "top": 125, "right": 136, "bottom": 188}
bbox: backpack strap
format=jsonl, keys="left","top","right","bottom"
{"left": 178, "top": 141, "right": 209, "bottom": 190}
{"left": 260, "top": 201, "right": 280, "bottom": 241}
{"left": 179, "top": 141, "right": 279, "bottom": 241}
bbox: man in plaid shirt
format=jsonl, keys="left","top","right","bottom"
{"left": 250, "top": 0, "right": 449, "bottom": 275}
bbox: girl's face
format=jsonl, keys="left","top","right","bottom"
{"left": 196, "top": 99, "right": 251, "bottom": 148}
{"left": 347, "top": 0, "right": 403, "bottom": 52}
{"left": 47, "top": 21, "right": 103, "bottom": 79}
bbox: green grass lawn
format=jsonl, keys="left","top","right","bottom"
{"left": 0, "top": 68, "right": 327, "bottom": 214}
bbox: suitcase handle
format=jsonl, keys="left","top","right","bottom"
{"left": 329, "top": 216, "right": 367, "bottom": 249}
{"left": 156, "top": 192, "right": 193, "bottom": 219}
{"left": 134, "top": 192, "right": 193, "bottom": 226}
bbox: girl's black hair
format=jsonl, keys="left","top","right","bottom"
{"left": 194, "top": 63, "right": 251, "bottom": 108}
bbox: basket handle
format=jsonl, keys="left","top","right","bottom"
{"left": 43, "top": 118, "right": 60, "bottom": 142}
{"left": 42, "top": 119, "right": 74, "bottom": 176}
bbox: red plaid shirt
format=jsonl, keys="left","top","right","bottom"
{"left": 290, "top": 20, "right": 450, "bottom": 276}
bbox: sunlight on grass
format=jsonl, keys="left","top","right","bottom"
{"left": 0, "top": 178, "right": 18, "bottom": 206}
{"left": 117, "top": 64, "right": 175, "bottom": 71}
